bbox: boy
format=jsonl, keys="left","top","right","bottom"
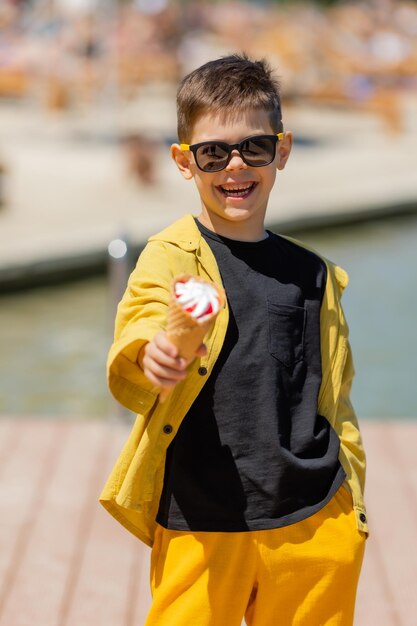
{"left": 100, "top": 54, "right": 368, "bottom": 625}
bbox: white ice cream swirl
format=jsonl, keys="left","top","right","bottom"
{"left": 175, "top": 278, "right": 220, "bottom": 322}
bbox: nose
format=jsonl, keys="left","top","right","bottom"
{"left": 225, "top": 149, "right": 247, "bottom": 171}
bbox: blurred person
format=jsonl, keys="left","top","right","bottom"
{"left": 63, "top": 12, "right": 105, "bottom": 104}
{"left": 100, "top": 54, "right": 367, "bottom": 626}
{"left": 122, "top": 132, "right": 156, "bottom": 185}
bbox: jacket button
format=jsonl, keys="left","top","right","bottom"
{"left": 163, "top": 424, "right": 173, "bottom": 434}
{"left": 198, "top": 367, "right": 208, "bottom": 376}
{"left": 359, "top": 513, "right": 367, "bottom": 524}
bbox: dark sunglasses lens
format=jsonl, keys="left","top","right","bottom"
{"left": 195, "top": 143, "right": 229, "bottom": 172}
{"left": 241, "top": 136, "right": 276, "bottom": 166}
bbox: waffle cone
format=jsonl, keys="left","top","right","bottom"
{"left": 159, "top": 275, "right": 225, "bottom": 402}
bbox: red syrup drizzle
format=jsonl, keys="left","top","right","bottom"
{"left": 175, "top": 279, "right": 214, "bottom": 318}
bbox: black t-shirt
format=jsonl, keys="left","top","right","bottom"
{"left": 157, "top": 221, "right": 345, "bottom": 531}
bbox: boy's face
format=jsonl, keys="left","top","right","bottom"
{"left": 171, "top": 108, "right": 292, "bottom": 241}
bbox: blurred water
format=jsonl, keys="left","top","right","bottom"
{"left": 0, "top": 277, "right": 112, "bottom": 418}
{"left": 1, "top": 213, "right": 416, "bottom": 419}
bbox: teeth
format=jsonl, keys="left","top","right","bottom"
{"left": 222, "top": 184, "right": 252, "bottom": 191}
{"left": 220, "top": 183, "right": 254, "bottom": 196}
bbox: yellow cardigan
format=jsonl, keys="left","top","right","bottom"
{"left": 99, "top": 214, "right": 368, "bottom": 546}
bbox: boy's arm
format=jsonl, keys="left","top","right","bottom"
{"left": 107, "top": 241, "right": 173, "bottom": 414}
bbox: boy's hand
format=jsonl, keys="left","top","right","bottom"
{"left": 138, "top": 331, "right": 207, "bottom": 390}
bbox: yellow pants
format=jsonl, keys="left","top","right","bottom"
{"left": 145, "top": 485, "right": 366, "bottom": 626}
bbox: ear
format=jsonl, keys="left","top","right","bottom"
{"left": 171, "top": 144, "right": 194, "bottom": 180}
{"left": 277, "top": 131, "right": 293, "bottom": 171}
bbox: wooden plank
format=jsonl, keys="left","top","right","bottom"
{"left": 126, "top": 545, "right": 152, "bottom": 626}
{"left": 58, "top": 421, "right": 115, "bottom": 626}
{"left": 0, "top": 419, "right": 17, "bottom": 467}
{"left": 356, "top": 421, "right": 415, "bottom": 626}
{"left": 0, "top": 421, "right": 104, "bottom": 626}
{"left": 63, "top": 422, "right": 152, "bottom": 626}
{"left": 389, "top": 423, "right": 417, "bottom": 626}
{"left": 355, "top": 422, "right": 399, "bottom": 625}
{"left": 356, "top": 534, "right": 396, "bottom": 626}
{"left": 0, "top": 419, "right": 64, "bottom": 623}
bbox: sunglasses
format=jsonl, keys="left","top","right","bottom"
{"left": 180, "top": 133, "right": 284, "bottom": 173}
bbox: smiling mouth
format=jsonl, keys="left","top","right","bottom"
{"left": 217, "top": 182, "right": 257, "bottom": 198}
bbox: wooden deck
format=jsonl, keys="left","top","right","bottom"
{"left": 0, "top": 417, "right": 416, "bottom": 626}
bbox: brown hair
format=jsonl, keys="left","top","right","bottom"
{"left": 176, "top": 53, "right": 283, "bottom": 143}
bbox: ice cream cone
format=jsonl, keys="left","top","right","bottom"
{"left": 159, "top": 274, "right": 225, "bottom": 402}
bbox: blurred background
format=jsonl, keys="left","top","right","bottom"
{"left": 1, "top": 1, "right": 417, "bottom": 624}
{"left": 1, "top": 0, "right": 416, "bottom": 420}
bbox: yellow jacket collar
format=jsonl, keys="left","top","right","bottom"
{"left": 148, "top": 213, "right": 201, "bottom": 251}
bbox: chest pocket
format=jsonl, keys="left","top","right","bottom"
{"left": 267, "top": 301, "right": 306, "bottom": 367}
